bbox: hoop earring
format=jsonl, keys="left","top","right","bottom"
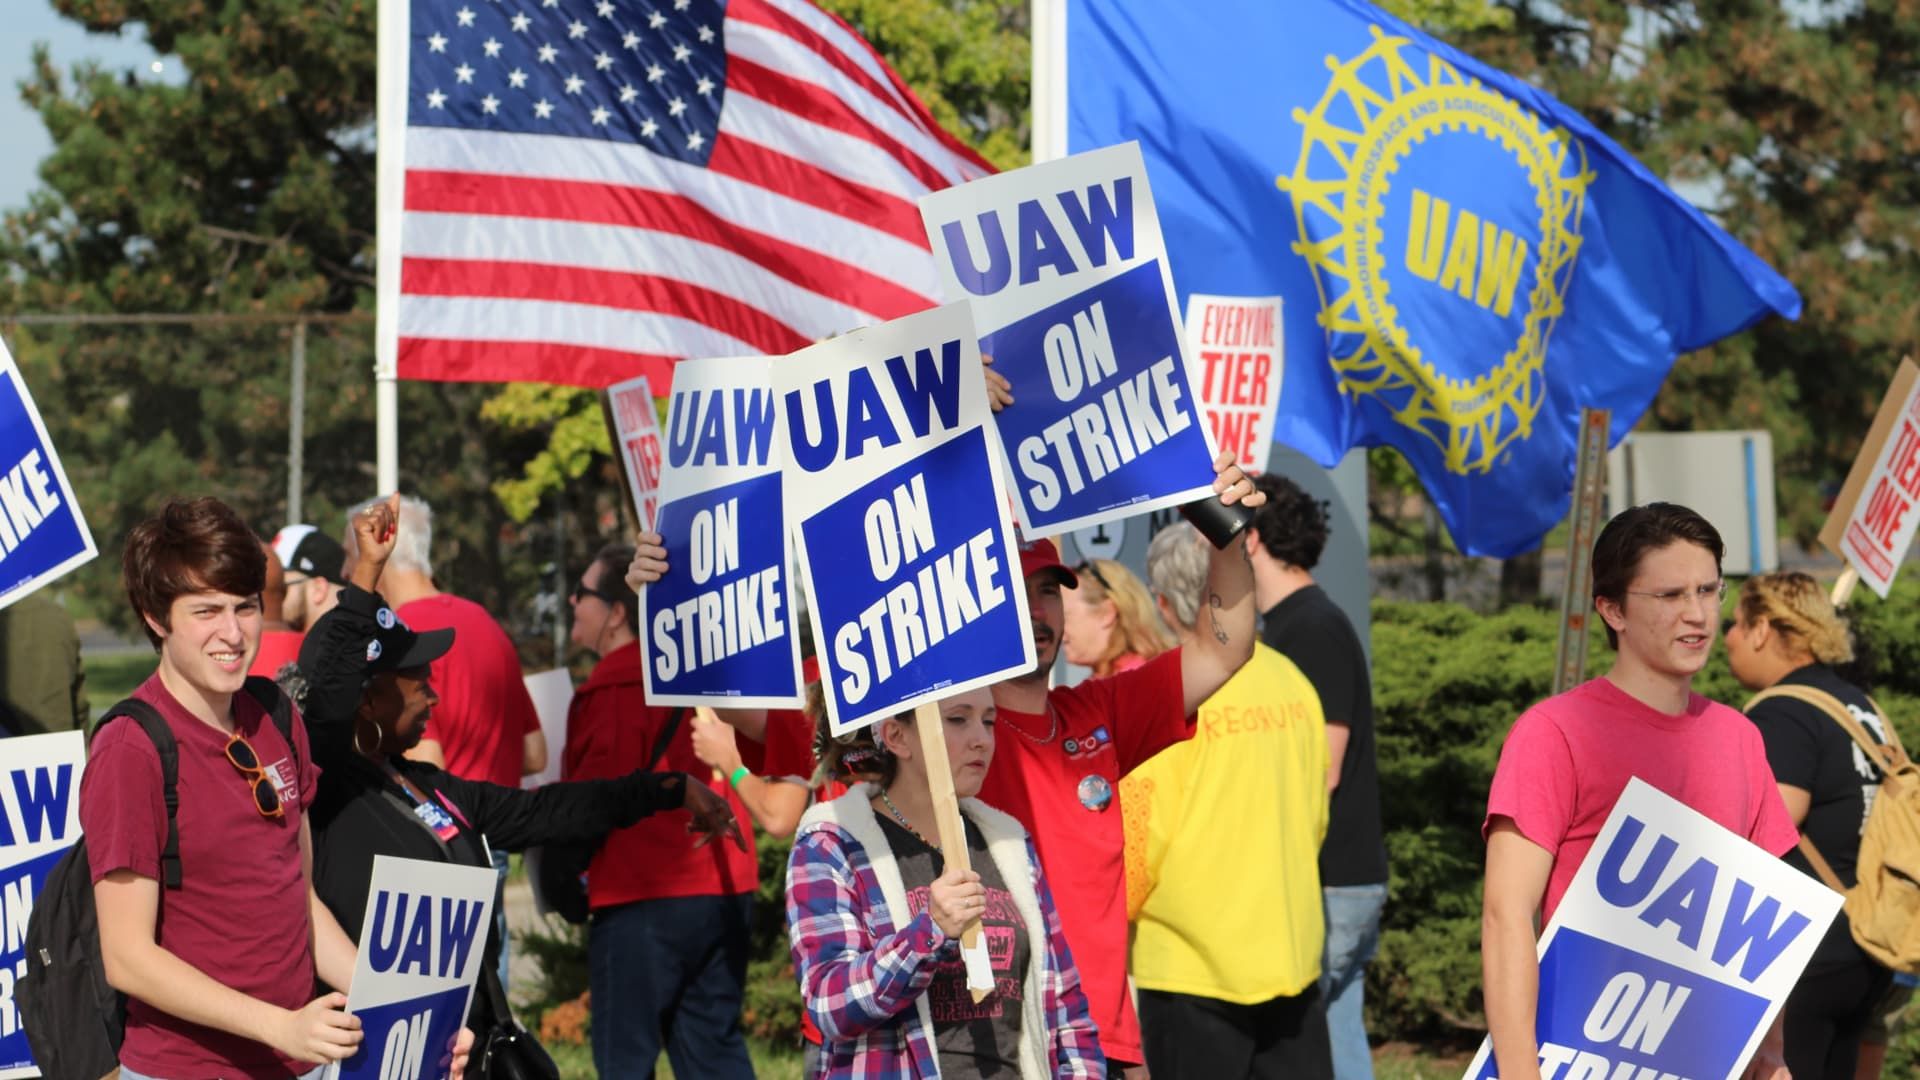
{"left": 353, "top": 720, "right": 381, "bottom": 758}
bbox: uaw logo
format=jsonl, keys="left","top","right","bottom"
{"left": 1278, "top": 27, "right": 1592, "bottom": 474}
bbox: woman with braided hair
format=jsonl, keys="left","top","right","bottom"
{"left": 1728, "top": 571, "right": 1896, "bottom": 1079}
{"left": 786, "top": 687, "right": 1105, "bottom": 1078}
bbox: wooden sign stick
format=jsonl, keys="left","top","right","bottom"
{"left": 1832, "top": 566, "right": 1860, "bottom": 609}
{"left": 912, "top": 700, "right": 991, "bottom": 1003}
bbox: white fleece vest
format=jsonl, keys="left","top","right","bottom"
{"left": 798, "top": 784, "right": 1054, "bottom": 1079}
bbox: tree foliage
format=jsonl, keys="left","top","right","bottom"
{"left": 1456, "top": 0, "right": 1920, "bottom": 547}
{"left": 0, "top": 0, "right": 609, "bottom": 644}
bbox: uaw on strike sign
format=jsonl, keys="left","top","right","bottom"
{"left": 775, "top": 302, "right": 1034, "bottom": 734}
{"left": 1, "top": 732, "right": 84, "bottom": 1079}
{"left": 642, "top": 357, "right": 804, "bottom": 709}
{"left": 1466, "top": 780, "right": 1839, "bottom": 1080}
{"left": 920, "top": 142, "right": 1220, "bottom": 538}
{"left": 326, "top": 857, "right": 496, "bottom": 1080}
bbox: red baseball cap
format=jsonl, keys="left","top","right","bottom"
{"left": 1016, "top": 536, "right": 1079, "bottom": 588}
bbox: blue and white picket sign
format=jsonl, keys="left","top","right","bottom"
{"left": 918, "top": 142, "right": 1219, "bottom": 538}
{"left": 327, "top": 856, "right": 497, "bottom": 1080}
{"left": 0, "top": 732, "right": 84, "bottom": 1079}
{"left": 1466, "top": 779, "right": 1842, "bottom": 1080}
{"left": 0, "top": 340, "right": 94, "bottom": 610}
{"left": 774, "top": 302, "right": 1035, "bottom": 735}
{"left": 642, "top": 357, "right": 803, "bottom": 709}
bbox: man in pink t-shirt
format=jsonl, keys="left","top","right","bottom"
{"left": 1482, "top": 503, "right": 1799, "bottom": 1080}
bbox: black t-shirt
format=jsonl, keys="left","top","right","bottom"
{"left": 1262, "top": 584, "right": 1389, "bottom": 887}
{"left": 1747, "top": 663, "right": 1890, "bottom": 972}
{"left": 875, "top": 814, "right": 1028, "bottom": 1079}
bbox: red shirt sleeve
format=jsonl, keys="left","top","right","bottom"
{"left": 759, "top": 707, "right": 817, "bottom": 782}
{"left": 1484, "top": 706, "right": 1578, "bottom": 855}
{"left": 1107, "top": 649, "right": 1191, "bottom": 778}
{"left": 79, "top": 721, "right": 168, "bottom": 883}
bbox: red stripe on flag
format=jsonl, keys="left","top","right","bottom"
{"left": 727, "top": 0, "right": 922, "bottom": 134}
{"left": 727, "top": 55, "right": 953, "bottom": 193}
{"left": 729, "top": 0, "right": 995, "bottom": 177}
{"left": 398, "top": 337, "right": 679, "bottom": 389}
{"left": 703, "top": 134, "right": 929, "bottom": 250}
{"left": 402, "top": 258, "right": 814, "bottom": 354}
{"left": 406, "top": 169, "right": 932, "bottom": 317}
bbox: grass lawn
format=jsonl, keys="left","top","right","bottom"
{"left": 548, "top": 1037, "right": 803, "bottom": 1080}
{"left": 543, "top": 1037, "right": 1465, "bottom": 1078}
{"left": 83, "top": 650, "right": 156, "bottom": 720}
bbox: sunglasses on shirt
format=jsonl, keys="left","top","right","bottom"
{"left": 225, "top": 731, "right": 284, "bottom": 819}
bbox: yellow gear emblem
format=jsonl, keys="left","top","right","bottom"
{"left": 1279, "top": 26, "right": 1592, "bottom": 474}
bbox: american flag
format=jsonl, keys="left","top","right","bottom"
{"left": 394, "top": 0, "right": 994, "bottom": 386}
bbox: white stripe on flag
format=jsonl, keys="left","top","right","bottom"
{"left": 404, "top": 127, "right": 939, "bottom": 291}
{"left": 399, "top": 296, "right": 766, "bottom": 359}
{"left": 401, "top": 211, "right": 880, "bottom": 330}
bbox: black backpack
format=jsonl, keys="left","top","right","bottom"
{"left": 15, "top": 676, "right": 293, "bottom": 1080}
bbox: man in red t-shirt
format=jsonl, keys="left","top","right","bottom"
{"left": 563, "top": 543, "right": 757, "bottom": 1079}
{"left": 82, "top": 497, "right": 362, "bottom": 1079}
{"left": 1482, "top": 503, "right": 1799, "bottom": 1080}
{"left": 977, "top": 457, "right": 1262, "bottom": 1071}
{"left": 248, "top": 537, "right": 304, "bottom": 679}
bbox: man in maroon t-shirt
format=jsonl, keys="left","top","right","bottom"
{"left": 82, "top": 497, "right": 364, "bottom": 1079}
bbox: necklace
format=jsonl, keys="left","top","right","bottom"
{"left": 1000, "top": 700, "right": 1060, "bottom": 746}
{"left": 878, "top": 789, "right": 940, "bottom": 852}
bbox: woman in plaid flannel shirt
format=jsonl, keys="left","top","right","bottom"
{"left": 786, "top": 687, "right": 1105, "bottom": 1078}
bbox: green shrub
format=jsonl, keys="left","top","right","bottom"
{"left": 745, "top": 833, "right": 805, "bottom": 1047}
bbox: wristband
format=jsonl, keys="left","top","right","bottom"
{"left": 728, "top": 765, "right": 750, "bottom": 788}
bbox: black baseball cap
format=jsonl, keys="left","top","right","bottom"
{"left": 272, "top": 525, "right": 348, "bottom": 584}
{"left": 364, "top": 604, "right": 455, "bottom": 675}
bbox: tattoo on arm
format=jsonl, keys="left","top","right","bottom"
{"left": 1208, "top": 593, "right": 1228, "bottom": 644}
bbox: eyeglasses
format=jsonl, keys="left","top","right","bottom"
{"left": 1073, "top": 560, "right": 1112, "bottom": 593}
{"left": 1625, "top": 580, "right": 1727, "bottom": 609}
{"left": 224, "top": 731, "right": 284, "bottom": 819}
{"left": 570, "top": 582, "right": 620, "bottom": 605}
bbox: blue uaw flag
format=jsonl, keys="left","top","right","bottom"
{"left": 1066, "top": 0, "right": 1802, "bottom": 556}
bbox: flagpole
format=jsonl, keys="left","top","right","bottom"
{"left": 1030, "top": 0, "right": 1067, "bottom": 163}
{"left": 375, "top": 0, "right": 408, "bottom": 495}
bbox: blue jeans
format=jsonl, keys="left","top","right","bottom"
{"left": 1321, "top": 882, "right": 1387, "bottom": 1080}
{"left": 590, "top": 893, "right": 755, "bottom": 1079}
{"left": 491, "top": 847, "right": 512, "bottom": 995}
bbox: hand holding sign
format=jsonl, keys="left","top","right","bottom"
{"left": 274, "top": 991, "right": 363, "bottom": 1065}
{"left": 981, "top": 354, "right": 1014, "bottom": 413}
{"left": 927, "top": 865, "right": 986, "bottom": 939}
{"left": 626, "top": 530, "right": 668, "bottom": 592}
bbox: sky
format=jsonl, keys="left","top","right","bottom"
{"left": 0, "top": 3, "right": 178, "bottom": 213}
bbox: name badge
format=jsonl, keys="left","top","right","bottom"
{"left": 413, "top": 797, "right": 461, "bottom": 843}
